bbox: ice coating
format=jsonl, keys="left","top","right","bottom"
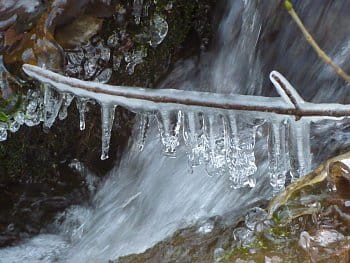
{"left": 14, "top": 63, "right": 346, "bottom": 188}
{"left": 22, "top": 64, "right": 350, "bottom": 119}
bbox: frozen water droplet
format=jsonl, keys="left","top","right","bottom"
{"left": 14, "top": 112, "right": 25, "bottom": 125}
{"left": 9, "top": 119, "right": 20, "bottom": 133}
{"left": 198, "top": 222, "right": 214, "bottom": 234}
{"left": 245, "top": 207, "right": 267, "bottom": 231}
{"left": 24, "top": 90, "right": 43, "bottom": 127}
{"left": 149, "top": 15, "right": 168, "bottom": 47}
{"left": 94, "top": 68, "right": 112, "bottom": 83}
{"left": 124, "top": 49, "right": 147, "bottom": 75}
{"left": 100, "top": 104, "right": 116, "bottom": 160}
{"left": 0, "top": 122, "right": 8, "bottom": 141}
{"left": 156, "top": 110, "right": 182, "bottom": 157}
{"left": 112, "top": 54, "right": 123, "bottom": 71}
{"left": 107, "top": 33, "right": 119, "bottom": 48}
{"left": 233, "top": 227, "right": 255, "bottom": 247}
{"left": 84, "top": 58, "right": 98, "bottom": 79}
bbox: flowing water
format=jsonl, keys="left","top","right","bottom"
{"left": 2, "top": 0, "right": 350, "bottom": 262}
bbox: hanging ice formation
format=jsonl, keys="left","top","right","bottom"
{"left": 15, "top": 64, "right": 350, "bottom": 190}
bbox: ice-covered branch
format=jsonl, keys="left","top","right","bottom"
{"left": 22, "top": 64, "right": 350, "bottom": 120}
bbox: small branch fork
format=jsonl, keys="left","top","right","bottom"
{"left": 22, "top": 64, "right": 350, "bottom": 120}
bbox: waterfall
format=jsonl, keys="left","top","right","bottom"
{"left": 3, "top": 0, "right": 350, "bottom": 262}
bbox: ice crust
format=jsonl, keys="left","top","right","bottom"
{"left": 15, "top": 64, "right": 343, "bottom": 189}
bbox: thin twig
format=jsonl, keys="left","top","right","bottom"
{"left": 22, "top": 64, "right": 350, "bottom": 119}
{"left": 284, "top": 0, "right": 350, "bottom": 85}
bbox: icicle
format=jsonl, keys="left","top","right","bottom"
{"left": 24, "top": 90, "right": 44, "bottom": 127}
{"left": 156, "top": 110, "right": 182, "bottom": 157}
{"left": 183, "top": 112, "right": 202, "bottom": 168}
{"left": 58, "top": 93, "right": 75, "bottom": 120}
{"left": 76, "top": 97, "right": 89, "bottom": 130}
{"left": 100, "top": 103, "right": 116, "bottom": 160}
{"left": 268, "top": 120, "right": 289, "bottom": 194}
{"left": 133, "top": 0, "right": 143, "bottom": 25}
{"left": 226, "top": 114, "right": 260, "bottom": 189}
{"left": 205, "top": 114, "right": 227, "bottom": 176}
{"left": 183, "top": 112, "right": 212, "bottom": 169}
{"left": 136, "top": 113, "right": 150, "bottom": 152}
{"left": 289, "top": 119, "right": 312, "bottom": 181}
{"left": 42, "top": 84, "right": 63, "bottom": 128}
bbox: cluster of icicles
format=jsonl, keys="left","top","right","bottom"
{"left": 0, "top": 83, "right": 312, "bottom": 191}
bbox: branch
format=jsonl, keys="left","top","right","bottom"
{"left": 22, "top": 64, "right": 350, "bottom": 119}
{"left": 284, "top": 0, "right": 350, "bottom": 85}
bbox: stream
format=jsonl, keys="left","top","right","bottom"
{"left": 2, "top": 0, "right": 350, "bottom": 262}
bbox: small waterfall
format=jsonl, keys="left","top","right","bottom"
{"left": 3, "top": 0, "right": 350, "bottom": 262}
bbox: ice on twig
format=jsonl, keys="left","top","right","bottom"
{"left": 270, "top": 71, "right": 305, "bottom": 109}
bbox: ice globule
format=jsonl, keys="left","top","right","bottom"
{"left": 0, "top": 122, "right": 8, "bottom": 141}
{"left": 135, "top": 113, "right": 150, "bottom": 152}
{"left": 288, "top": 119, "right": 312, "bottom": 181}
{"left": 124, "top": 49, "right": 147, "bottom": 75}
{"left": 268, "top": 119, "right": 290, "bottom": 194}
{"left": 156, "top": 110, "right": 183, "bottom": 158}
{"left": 43, "top": 84, "right": 63, "bottom": 128}
{"left": 100, "top": 103, "right": 116, "bottom": 160}
{"left": 149, "top": 15, "right": 168, "bottom": 48}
